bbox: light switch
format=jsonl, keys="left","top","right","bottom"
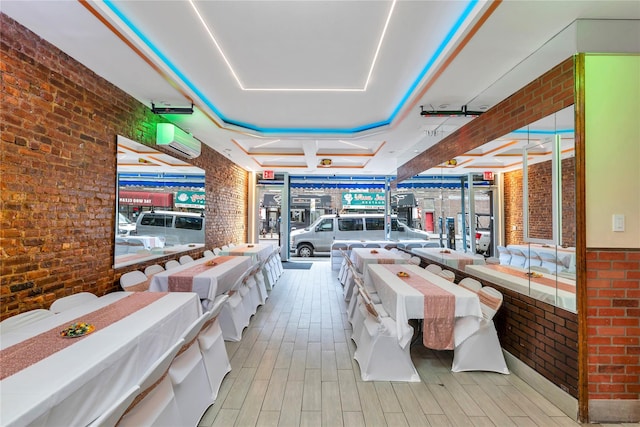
{"left": 612, "top": 214, "right": 625, "bottom": 232}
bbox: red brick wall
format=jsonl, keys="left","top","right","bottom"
{"left": 0, "top": 14, "right": 248, "bottom": 318}
{"left": 504, "top": 157, "right": 576, "bottom": 246}
{"left": 586, "top": 249, "right": 640, "bottom": 400}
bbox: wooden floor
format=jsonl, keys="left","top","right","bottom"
{"left": 199, "top": 260, "right": 636, "bottom": 427}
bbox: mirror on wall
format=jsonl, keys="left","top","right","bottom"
{"left": 413, "top": 106, "right": 576, "bottom": 312}
{"left": 114, "top": 135, "right": 205, "bottom": 269}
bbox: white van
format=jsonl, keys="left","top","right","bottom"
{"left": 290, "top": 213, "right": 430, "bottom": 257}
{"left": 135, "top": 210, "right": 204, "bottom": 245}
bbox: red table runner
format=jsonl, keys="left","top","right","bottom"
{"left": 0, "top": 292, "right": 167, "bottom": 380}
{"left": 484, "top": 264, "right": 575, "bottom": 293}
{"left": 167, "top": 256, "right": 235, "bottom": 292}
{"left": 384, "top": 265, "right": 455, "bottom": 350}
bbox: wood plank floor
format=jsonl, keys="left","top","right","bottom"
{"left": 199, "top": 260, "right": 638, "bottom": 427}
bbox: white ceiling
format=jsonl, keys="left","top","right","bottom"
{"left": 3, "top": 1, "right": 639, "bottom": 176}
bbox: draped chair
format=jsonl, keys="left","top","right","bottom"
{"left": 452, "top": 286, "right": 509, "bottom": 374}
{"left": 120, "top": 270, "right": 150, "bottom": 292}
{"left": 168, "top": 313, "right": 214, "bottom": 426}
{"left": 197, "top": 295, "right": 231, "bottom": 402}
{"left": 219, "top": 269, "right": 253, "bottom": 341}
{"left": 0, "top": 309, "right": 54, "bottom": 333}
{"left": 353, "top": 288, "right": 419, "bottom": 382}
{"left": 496, "top": 246, "right": 511, "bottom": 265}
{"left": 49, "top": 292, "right": 98, "bottom": 314}
{"left": 119, "top": 339, "right": 184, "bottom": 427}
{"left": 458, "top": 277, "right": 482, "bottom": 293}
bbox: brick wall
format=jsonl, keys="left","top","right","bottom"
{"left": 0, "top": 14, "right": 248, "bottom": 318}
{"left": 586, "top": 249, "right": 640, "bottom": 399}
{"left": 504, "top": 157, "right": 576, "bottom": 246}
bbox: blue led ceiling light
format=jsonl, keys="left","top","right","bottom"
{"left": 102, "top": 0, "right": 479, "bottom": 135}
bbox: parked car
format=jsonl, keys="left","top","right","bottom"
{"left": 118, "top": 213, "right": 136, "bottom": 236}
{"left": 135, "top": 210, "right": 204, "bottom": 245}
{"left": 290, "top": 213, "right": 430, "bottom": 257}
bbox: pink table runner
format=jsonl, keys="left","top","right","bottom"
{"left": 384, "top": 264, "right": 455, "bottom": 350}
{"left": 0, "top": 292, "right": 167, "bottom": 380}
{"left": 485, "top": 264, "right": 575, "bottom": 293}
{"left": 167, "top": 256, "right": 235, "bottom": 292}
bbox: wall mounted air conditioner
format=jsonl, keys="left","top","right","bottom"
{"left": 156, "top": 123, "right": 201, "bottom": 159}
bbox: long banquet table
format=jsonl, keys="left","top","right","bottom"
{"left": 411, "top": 247, "right": 486, "bottom": 270}
{"left": 149, "top": 255, "right": 253, "bottom": 306}
{"left": 365, "top": 263, "right": 482, "bottom": 349}
{"left": 219, "top": 243, "right": 274, "bottom": 262}
{"left": 350, "top": 247, "right": 407, "bottom": 274}
{"left": 465, "top": 264, "right": 576, "bottom": 311}
{"left": 0, "top": 292, "right": 201, "bottom": 427}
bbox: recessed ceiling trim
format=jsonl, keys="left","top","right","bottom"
{"left": 98, "top": 0, "right": 483, "bottom": 136}
{"left": 188, "top": 0, "right": 396, "bottom": 92}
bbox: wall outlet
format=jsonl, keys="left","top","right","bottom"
{"left": 612, "top": 214, "right": 625, "bottom": 232}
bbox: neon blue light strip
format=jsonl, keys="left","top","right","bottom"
{"left": 103, "top": 0, "right": 477, "bottom": 135}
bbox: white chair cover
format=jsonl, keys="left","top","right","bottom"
{"left": 198, "top": 295, "right": 231, "bottom": 401}
{"left": 409, "top": 256, "right": 421, "bottom": 265}
{"left": 219, "top": 270, "right": 253, "bottom": 341}
{"left": 120, "top": 270, "right": 149, "bottom": 292}
{"left": 507, "top": 247, "right": 526, "bottom": 268}
{"left": 459, "top": 277, "right": 482, "bottom": 293}
{"left": 439, "top": 269, "right": 456, "bottom": 282}
{"left": 0, "top": 309, "right": 54, "bottom": 333}
{"left": 179, "top": 255, "right": 194, "bottom": 265}
{"left": 119, "top": 339, "right": 184, "bottom": 427}
{"left": 452, "top": 287, "right": 509, "bottom": 374}
{"left": 213, "top": 247, "right": 222, "bottom": 255}
{"left": 538, "top": 251, "right": 563, "bottom": 273}
{"left": 49, "top": 292, "right": 98, "bottom": 314}
{"left": 88, "top": 385, "right": 140, "bottom": 427}
{"left": 169, "top": 314, "right": 214, "bottom": 426}
{"left": 144, "top": 264, "right": 165, "bottom": 276}
{"left": 165, "top": 260, "right": 181, "bottom": 270}
{"left": 497, "top": 246, "right": 511, "bottom": 265}
{"left": 425, "top": 264, "right": 442, "bottom": 274}
{"left": 202, "top": 250, "right": 215, "bottom": 258}
{"left": 353, "top": 299, "right": 419, "bottom": 382}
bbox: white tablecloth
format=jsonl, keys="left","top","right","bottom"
{"left": 350, "top": 248, "right": 407, "bottom": 274}
{"left": 0, "top": 292, "right": 201, "bottom": 427}
{"left": 219, "top": 243, "right": 274, "bottom": 262}
{"left": 465, "top": 264, "right": 576, "bottom": 311}
{"left": 365, "top": 264, "right": 482, "bottom": 348}
{"left": 411, "top": 247, "right": 486, "bottom": 270}
{"left": 150, "top": 255, "right": 253, "bottom": 302}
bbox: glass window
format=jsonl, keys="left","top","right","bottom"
{"left": 317, "top": 218, "right": 333, "bottom": 232}
{"left": 338, "top": 218, "right": 363, "bottom": 231}
{"left": 175, "top": 216, "right": 203, "bottom": 230}
{"left": 139, "top": 214, "right": 173, "bottom": 227}
{"left": 365, "top": 217, "right": 385, "bottom": 231}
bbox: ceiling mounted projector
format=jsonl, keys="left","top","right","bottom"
{"left": 151, "top": 102, "right": 194, "bottom": 115}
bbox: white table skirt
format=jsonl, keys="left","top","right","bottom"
{"left": 0, "top": 292, "right": 201, "bottom": 427}
{"left": 411, "top": 247, "right": 486, "bottom": 270}
{"left": 149, "top": 255, "right": 253, "bottom": 301}
{"left": 365, "top": 264, "right": 482, "bottom": 348}
{"left": 465, "top": 264, "right": 576, "bottom": 311}
{"left": 350, "top": 248, "right": 407, "bottom": 274}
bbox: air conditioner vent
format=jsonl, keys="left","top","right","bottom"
{"left": 156, "top": 123, "right": 201, "bottom": 159}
